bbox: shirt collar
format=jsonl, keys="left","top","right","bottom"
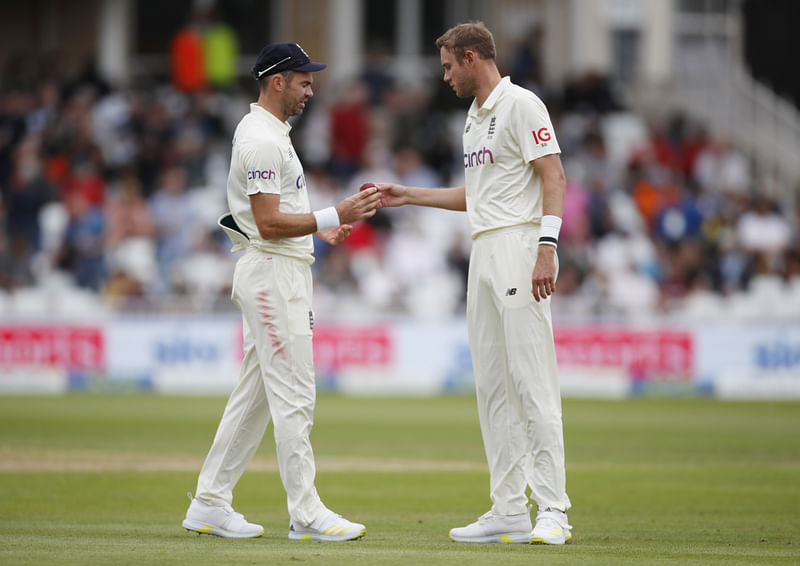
{"left": 250, "top": 103, "right": 292, "bottom": 135}
{"left": 468, "top": 76, "right": 511, "bottom": 118}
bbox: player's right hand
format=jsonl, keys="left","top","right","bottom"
{"left": 373, "top": 183, "right": 408, "bottom": 207}
{"left": 335, "top": 186, "right": 380, "bottom": 224}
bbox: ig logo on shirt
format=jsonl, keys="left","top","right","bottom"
{"left": 531, "top": 127, "right": 551, "bottom": 146}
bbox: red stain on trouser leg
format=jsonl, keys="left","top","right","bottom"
{"left": 256, "top": 289, "right": 288, "bottom": 362}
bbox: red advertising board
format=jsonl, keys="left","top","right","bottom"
{"left": 0, "top": 326, "right": 105, "bottom": 370}
{"left": 554, "top": 326, "right": 692, "bottom": 379}
{"left": 313, "top": 325, "right": 392, "bottom": 369}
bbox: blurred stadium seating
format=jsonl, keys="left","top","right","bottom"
{"left": 0, "top": 0, "right": 798, "bottom": 323}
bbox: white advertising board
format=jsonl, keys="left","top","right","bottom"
{"left": 694, "top": 323, "right": 800, "bottom": 399}
{"left": 1, "top": 317, "right": 799, "bottom": 398}
{"left": 106, "top": 315, "right": 242, "bottom": 394}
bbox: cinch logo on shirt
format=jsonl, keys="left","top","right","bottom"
{"left": 248, "top": 168, "right": 276, "bottom": 181}
{"left": 464, "top": 146, "right": 494, "bottom": 169}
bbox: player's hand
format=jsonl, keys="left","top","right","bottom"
{"left": 373, "top": 182, "right": 408, "bottom": 208}
{"left": 335, "top": 186, "right": 380, "bottom": 224}
{"left": 316, "top": 224, "right": 352, "bottom": 245}
{"left": 531, "top": 245, "right": 557, "bottom": 302}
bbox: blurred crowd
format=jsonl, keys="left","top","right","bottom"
{"left": 1, "top": 45, "right": 799, "bottom": 322}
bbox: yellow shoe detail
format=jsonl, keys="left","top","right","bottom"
{"left": 197, "top": 525, "right": 214, "bottom": 534}
{"left": 498, "top": 534, "right": 515, "bottom": 543}
{"left": 530, "top": 527, "right": 568, "bottom": 545}
{"left": 300, "top": 534, "right": 313, "bottom": 540}
{"left": 256, "top": 528, "right": 264, "bottom": 537}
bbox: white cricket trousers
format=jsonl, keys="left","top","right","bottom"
{"left": 467, "top": 224, "right": 571, "bottom": 515}
{"left": 195, "top": 248, "right": 325, "bottom": 527}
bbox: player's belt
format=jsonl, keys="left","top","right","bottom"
{"left": 473, "top": 222, "right": 537, "bottom": 240}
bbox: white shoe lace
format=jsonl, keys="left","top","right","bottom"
{"left": 536, "top": 509, "right": 571, "bottom": 532}
{"left": 476, "top": 505, "right": 531, "bottom": 525}
{"left": 312, "top": 510, "right": 347, "bottom": 530}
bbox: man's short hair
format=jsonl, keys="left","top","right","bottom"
{"left": 258, "top": 70, "right": 295, "bottom": 91}
{"left": 435, "top": 22, "right": 496, "bottom": 62}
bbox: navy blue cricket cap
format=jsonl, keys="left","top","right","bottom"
{"left": 251, "top": 43, "right": 327, "bottom": 80}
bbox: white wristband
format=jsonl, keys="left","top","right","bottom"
{"left": 539, "top": 215, "right": 562, "bottom": 247}
{"left": 313, "top": 206, "right": 340, "bottom": 231}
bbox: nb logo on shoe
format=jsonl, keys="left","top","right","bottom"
{"left": 506, "top": 288, "right": 517, "bottom": 296}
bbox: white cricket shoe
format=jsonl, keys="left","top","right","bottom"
{"left": 449, "top": 509, "right": 532, "bottom": 543}
{"left": 530, "top": 507, "right": 572, "bottom": 545}
{"left": 182, "top": 495, "right": 264, "bottom": 538}
{"left": 288, "top": 508, "right": 366, "bottom": 541}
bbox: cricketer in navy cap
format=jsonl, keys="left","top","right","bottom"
{"left": 251, "top": 43, "right": 327, "bottom": 80}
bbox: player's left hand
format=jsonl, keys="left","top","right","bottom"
{"left": 531, "top": 245, "right": 557, "bottom": 302}
{"left": 317, "top": 224, "right": 352, "bottom": 245}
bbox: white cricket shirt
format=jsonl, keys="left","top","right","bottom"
{"left": 227, "top": 103, "right": 313, "bottom": 263}
{"left": 462, "top": 76, "right": 560, "bottom": 238}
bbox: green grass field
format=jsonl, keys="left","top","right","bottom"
{"left": 0, "top": 394, "right": 798, "bottom": 565}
